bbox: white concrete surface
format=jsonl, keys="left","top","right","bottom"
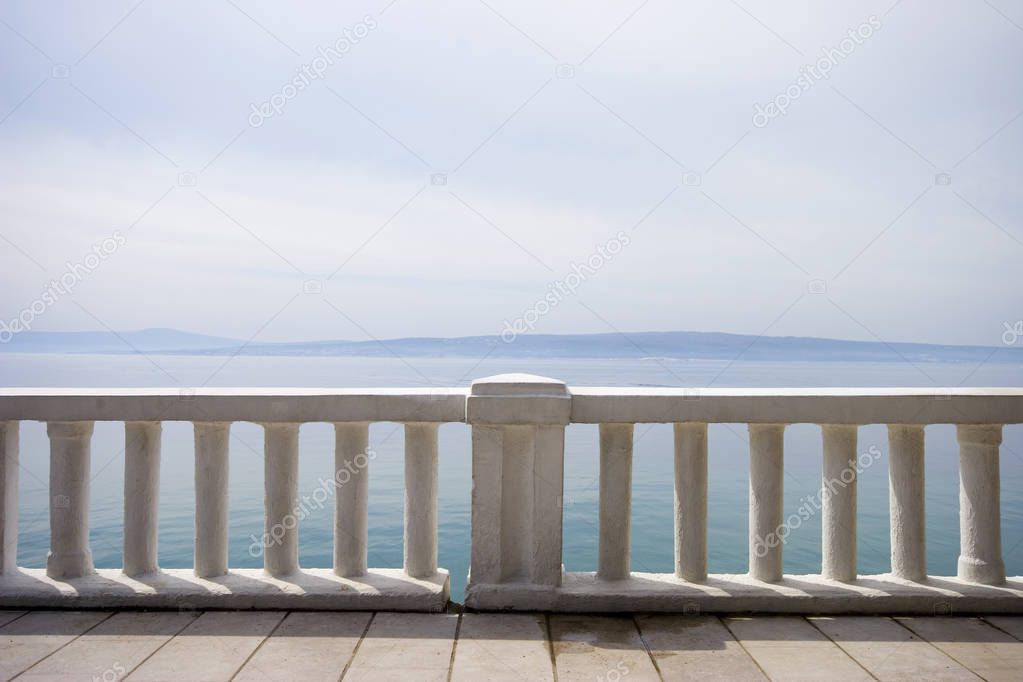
{"left": 822, "top": 423, "right": 858, "bottom": 582}
{"left": 46, "top": 421, "right": 94, "bottom": 579}
{"left": 264, "top": 422, "right": 300, "bottom": 577}
{"left": 674, "top": 422, "right": 708, "bottom": 582}
{"left": 234, "top": 612, "right": 372, "bottom": 682}
{"left": 15, "top": 610, "right": 196, "bottom": 681}
{"left": 0, "top": 568, "right": 450, "bottom": 611}
{"left": 638, "top": 614, "right": 768, "bottom": 681}
{"left": 808, "top": 615, "right": 980, "bottom": 681}
{"left": 128, "top": 610, "right": 284, "bottom": 682}
{"left": 467, "top": 375, "right": 568, "bottom": 596}
{"left": 464, "top": 572, "right": 1023, "bottom": 613}
{"left": 123, "top": 421, "right": 161, "bottom": 577}
{"left": 725, "top": 616, "right": 874, "bottom": 681}
{"left": 404, "top": 422, "right": 438, "bottom": 579}
{"left": 550, "top": 614, "right": 660, "bottom": 682}
{"left": 0, "top": 383, "right": 1021, "bottom": 613}
{"left": 568, "top": 387, "right": 1023, "bottom": 424}
{"left": 344, "top": 612, "right": 458, "bottom": 681}
{"left": 3, "top": 610, "right": 1019, "bottom": 681}
{"left": 469, "top": 423, "right": 503, "bottom": 586}
{"left": 896, "top": 616, "right": 1023, "bottom": 681}
{"left": 334, "top": 422, "right": 369, "bottom": 578}
{"left": 0, "top": 388, "right": 467, "bottom": 423}
{"left": 1, "top": 387, "right": 1020, "bottom": 425}
{"left": 748, "top": 423, "right": 785, "bottom": 583}
{"left": 957, "top": 424, "right": 1005, "bottom": 585}
{"left": 193, "top": 421, "right": 230, "bottom": 578}
{"left": 0, "top": 422, "right": 17, "bottom": 575}
{"left": 889, "top": 424, "right": 927, "bottom": 581}
{"left": 0, "top": 610, "right": 111, "bottom": 680}
{"left": 598, "top": 422, "right": 633, "bottom": 581}
{"left": 451, "top": 613, "right": 553, "bottom": 682}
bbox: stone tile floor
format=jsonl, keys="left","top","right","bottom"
{"left": 0, "top": 609, "right": 1021, "bottom": 681}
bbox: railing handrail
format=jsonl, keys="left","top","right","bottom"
{"left": 0, "top": 388, "right": 468, "bottom": 423}
{"left": 1, "top": 386, "right": 1020, "bottom": 425}
{"left": 569, "top": 387, "right": 1023, "bottom": 424}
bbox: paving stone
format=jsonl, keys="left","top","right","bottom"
{"left": 724, "top": 616, "right": 873, "bottom": 681}
{"left": 550, "top": 615, "right": 659, "bottom": 682}
{"left": 896, "top": 617, "right": 1023, "bottom": 682}
{"left": 234, "top": 612, "right": 371, "bottom": 682}
{"left": 809, "top": 616, "right": 978, "bottom": 681}
{"left": 17, "top": 611, "right": 197, "bottom": 682}
{"left": 451, "top": 613, "right": 553, "bottom": 681}
{"left": 0, "top": 612, "right": 25, "bottom": 628}
{"left": 636, "top": 614, "right": 766, "bottom": 681}
{"left": 983, "top": 616, "right": 1023, "bottom": 641}
{"left": 126, "top": 611, "right": 284, "bottom": 682}
{"left": 0, "top": 610, "right": 111, "bottom": 681}
{"left": 343, "top": 612, "right": 458, "bottom": 682}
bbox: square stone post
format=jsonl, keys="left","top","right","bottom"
{"left": 465, "top": 374, "right": 570, "bottom": 606}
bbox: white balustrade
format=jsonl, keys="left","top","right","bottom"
{"left": 0, "top": 383, "right": 1019, "bottom": 613}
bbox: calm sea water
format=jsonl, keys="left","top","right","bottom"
{"left": 2, "top": 352, "right": 1022, "bottom": 602}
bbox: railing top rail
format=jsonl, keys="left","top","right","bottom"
{"left": 0, "top": 388, "right": 468, "bottom": 423}
{"left": 1, "top": 386, "right": 1020, "bottom": 424}
{"left": 569, "top": 387, "right": 1023, "bottom": 424}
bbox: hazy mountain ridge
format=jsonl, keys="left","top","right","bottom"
{"left": 2, "top": 328, "right": 1021, "bottom": 364}
{"left": 0, "top": 328, "right": 242, "bottom": 353}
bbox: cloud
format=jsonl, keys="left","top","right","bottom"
{"left": 0, "top": 0, "right": 1021, "bottom": 345}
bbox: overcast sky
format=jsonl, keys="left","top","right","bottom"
{"left": 1, "top": 0, "right": 1020, "bottom": 346}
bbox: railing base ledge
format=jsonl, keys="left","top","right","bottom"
{"left": 0, "top": 568, "right": 449, "bottom": 612}
{"left": 465, "top": 572, "right": 1023, "bottom": 614}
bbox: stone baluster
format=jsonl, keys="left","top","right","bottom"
{"left": 674, "top": 422, "right": 708, "bottom": 582}
{"left": 404, "top": 423, "right": 439, "bottom": 578}
{"left": 194, "top": 421, "right": 230, "bottom": 578}
{"left": 888, "top": 424, "right": 926, "bottom": 581}
{"left": 956, "top": 424, "right": 1004, "bottom": 585}
{"left": 749, "top": 423, "right": 785, "bottom": 582}
{"left": 123, "top": 421, "right": 161, "bottom": 576}
{"left": 598, "top": 423, "right": 633, "bottom": 581}
{"left": 47, "top": 421, "right": 95, "bottom": 579}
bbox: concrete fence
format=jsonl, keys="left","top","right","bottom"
{"left": 0, "top": 375, "right": 1021, "bottom": 613}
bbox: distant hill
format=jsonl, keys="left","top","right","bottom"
{"left": 0, "top": 328, "right": 242, "bottom": 353}
{"left": 2, "top": 328, "right": 1021, "bottom": 364}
